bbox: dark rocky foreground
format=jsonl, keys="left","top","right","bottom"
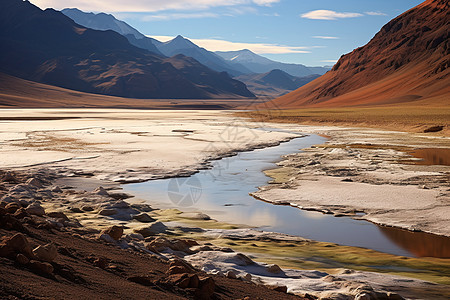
{"left": 0, "top": 169, "right": 303, "bottom": 300}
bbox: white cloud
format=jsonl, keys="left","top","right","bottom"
{"left": 142, "top": 12, "right": 219, "bottom": 21}
{"left": 365, "top": 11, "right": 387, "bottom": 16}
{"left": 301, "top": 10, "right": 363, "bottom": 20}
{"left": 313, "top": 36, "right": 339, "bottom": 40}
{"left": 321, "top": 59, "right": 338, "bottom": 63}
{"left": 30, "top": 0, "right": 280, "bottom": 12}
{"left": 150, "top": 36, "right": 311, "bottom": 54}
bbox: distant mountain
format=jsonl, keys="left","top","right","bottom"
{"left": 216, "top": 49, "right": 330, "bottom": 77}
{"left": 236, "top": 69, "right": 320, "bottom": 98}
{"left": 62, "top": 8, "right": 163, "bottom": 56}
{"left": 155, "top": 35, "right": 251, "bottom": 76}
{"left": 270, "top": 0, "right": 450, "bottom": 108}
{"left": 0, "top": 0, "right": 254, "bottom": 99}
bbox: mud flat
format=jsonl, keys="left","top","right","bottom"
{"left": 251, "top": 124, "right": 450, "bottom": 237}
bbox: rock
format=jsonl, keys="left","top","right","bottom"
{"left": 132, "top": 213, "right": 155, "bottom": 223}
{"left": 168, "top": 265, "right": 189, "bottom": 275}
{"left": 147, "top": 237, "right": 171, "bottom": 252}
{"left": 126, "top": 233, "right": 144, "bottom": 241}
{"left": 128, "top": 276, "right": 155, "bottom": 286}
{"left": 235, "top": 253, "right": 255, "bottom": 266}
{"left": 94, "top": 257, "right": 109, "bottom": 269}
{"left": 226, "top": 270, "right": 237, "bottom": 279}
{"left": 242, "top": 273, "right": 252, "bottom": 281}
{"left": 26, "top": 203, "right": 45, "bottom": 216}
{"left": 33, "top": 243, "right": 58, "bottom": 262}
{"left": 181, "top": 212, "right": 211, "bottom": 220}
{"left": 269, "top": 285, "right": 288, "bottom": 293}
{"left": 81, "top": 206, "right": 94, "bottom": 212}
{"left": 188, "top": 274, "right": 200, "bottom": 288}
{"left": 101, "top": 225, "right": 123, "bottom": 241}
{"left": 168, "top": 258, "right": 196, "bottom": 274}
{"left": 266, "top": 264, "right": 283, "bottom": 274}
{"left": 2, "top": 233, "right": 33, "bottom": 258}
{"left": 5, "top": 202, "right": 21, "bottom": 214}
{"left": 26, "top": 178, "right": 44, "bottom": 188}
{"left": 111, "top": 200, "right": 130, "bottom": 209}
{"left": 29, "top": 260, "right": 54, "bottom": 275}
{"left": 99, "top": 234, "right": 116, "bottom": 244}
{"left": 47, "top": 211, "right": 69, "bottom": 221}
{"left": 98, "top": 208, "right": 117, "bottom": 216}
{"left": 424, "top": 125, "right": 444, "bottom": 133}
{"left": 133, "top": 222, "right": 167, "bottom": 237}
{"left": 196, "top": 276, "right": 215, "bottom": 299}
{"left": 2, "top": 171, "right": 18, "bottom": 183}
{"left": 93, "top": 186, "right": 109, "bottom": 196}
{"left": 387, "top": 293, "right": 404, "bottom": 300}
{"left": 109, "top": 192, "right": 132, "bottom": 200}
{"left": 51, "top": 186, "right": 63, "bottom": 193}
{"left": 16, "top": 253, "right": 29, "bottom": 265}
{"left": 70, "top": 207, "right": 83, "bottom": 213}
{"left": 13, "top": 208, "right": 30, "bottom": 219}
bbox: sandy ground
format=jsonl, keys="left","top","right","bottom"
{"left": 1, "top": 109, "right": 449, "bottom": 299}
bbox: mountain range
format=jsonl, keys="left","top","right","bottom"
{"left": 270, "top": 0, "right": 449, "bottom": 108}
{"left": 0, "top": 0, "right": 254, "bottom": 99}
{"left": 236, "top": 70, "right": 320, "bottom": 98}
{"left": 61, "top": 8, "right": 329, "bottom": 79}
{"left": 216, "top": 50, "right": 329, "bottom": 77}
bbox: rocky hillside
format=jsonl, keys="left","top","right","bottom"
{"left": 270, "top": 0, "right": 449, "bottom": 108}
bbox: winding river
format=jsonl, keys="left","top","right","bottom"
{"left": 123, "top": 132, "right": 450, "bottom": 258}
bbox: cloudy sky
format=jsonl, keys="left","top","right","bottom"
{"left": 30, "top": 0, "right": 423, "bottom": 66}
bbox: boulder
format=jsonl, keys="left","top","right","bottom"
{"left": 5, "top": 202, "right": 21, "bottom": 214}
{"left": 133, "top": 222, "right": 167, "bottom": 237}
{"left": 132, "top": 213, "right": 155, "bottom": 223}
{"left": 47, "top": 212, "right": 69, "bottom": 221}
{"left": 26, "top": 203, "right": 45, "bottom": 216}
{"left": 29, "top": 260, "right": 54, "bottom": 275}
{"left": 81, "top": 206, "right": 94, "bottom": 212}
{"left": 33, "top": 243, "right": 58, "bottom": 262}
{"left": 101, "top": 225, "right": 123, "bottom": 241}
{"left": 195, "top": 276, "right": 215, "bottom": 299}
{"left": 93, "top": 186, "right": 109, "bottom": 196}
{"left": 16, "top": 253, "right": 29, "bottom": 265}
{"left": 98, "top": 208, "right": 117, "bottom": 216}
{"left": 3, "top": 233, "right": 33, "bottom": 258}
{"left": 51, "top": 186, "right": 63, "bottom": 193}
{"left": 226, "top": 270, "right": 237, "bottom": 279}
{"left": 2, "top": 171, "right": 17, "bottom": 183}
{"left": 266, "top": 264, "right": 283, "bottom": 274}
{"left": 26, "top": 178, "right": 44, "bottom": 188}
{"left": 269, "top": 285, "right": 288, "bottom": 293}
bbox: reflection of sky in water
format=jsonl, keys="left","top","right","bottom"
{"left": 124, "top": 133, "right": 447, "bottom": 258}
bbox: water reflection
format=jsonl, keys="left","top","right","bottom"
{"left": 378, "top": 226, "right": 450, "bottom": 258}
{"left": 407, "top": 148, "right": 450, "bottom": 166}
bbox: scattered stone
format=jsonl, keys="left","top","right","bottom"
{"left": 70, "top": 207, "right": 83, "bottom": 213}
{"left": 81, "top": 206, "right": 94, "bottom": 212}
{"left": 126, "top": 233, "right": 144, "bottom": 241}
{"left": 0, "top": 233, "right": 33, "bottom": 258}
{"left": 16, "top": 253, "right": 29, "bottom": 265}
{"left": 98, "top": 208, "right": 117, "bottom": 216}
{"left": 132, "top": 213, "right": 155, "bottom": 223}
{"left": 93, "top": 186, "right": 109, "bottom": 196}
{"left": 33, "top": 243, "right": 58, "bottom": 262}
{"left": 2, "top": 171, "right": 18, "bottom": 183}
{"left": 269, "top": 285, "right": 288, "bottom": 293}
{"left": 99, "top": 234, "right": 116, "bottom": 244}
{"left": 133, "top": 222, "right": 167, "bottom": 237}
{"left": 13, "top": 208, "right": 30, "bottom": 219}
{"left": 195, "top": 276, "right": 215, "bottom": 299}
{"left": 226, "top": 270, "right": 237, "bottom": 279}
{"left": 94, "top": 257, "right": 109, "bottom": 269}
{"left": 5, "top": 202, "right": 21, "bottom": 214}
{"left": 235, "top": 253, "right": 255, "bottom": 266}
{"left": 29, "top": 260, "right": 54, "bottom": 275}
{"left": 47, "top": 211, "right": 69, "bottom": 221}
{"left": 110, "top": 200, "right": 130, "bottom": 209}
{"left": 266, "top": 264, "right": 283, "bottom": 274}
{"left": 109, "top": 192, "right": 133, "bottom": 200}
{"left": 181, "top": 212, "right": 211, "bottom": 220}
{"left": 242, "top": 273, "right": 252, "bottom": 281}
{"left": 26, "top": 203, "right": 45, "bottom": 216}
{"left": 424, "top": 125, "right": 444, "bottom": 133}
{"left": 128, "top": 275, "right": 155, "bottom": 286}
{"left": 26, "top": 178, "right": 44, "bottom": 188}
{"left": 51, "top": 186, "right": 63, "bottom": 193}
{"left": 101, "top": 225, "right": 123, "bottom": 241}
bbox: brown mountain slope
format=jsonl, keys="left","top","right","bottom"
{"left": 270, "top": 0, "right": 449, "bottom": 108}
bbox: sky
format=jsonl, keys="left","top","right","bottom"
{"left": 30, "top": 0, "right": 424, "bottom": 66}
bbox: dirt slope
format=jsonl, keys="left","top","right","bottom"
{"left": 270, "top": 0, "right": 449, "bottom": 108}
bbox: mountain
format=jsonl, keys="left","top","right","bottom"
{"left": 269, "top": 0, "right": 450, "bottom": 108}
{"left": 216, "top": 49, "right": 330, "bottom": 77}
{"left": 61, "top": 8, "right": 163, "bottom": 56}
{"left": 236, "top": 69, "right": 320, "bottom": 98}
{"left": 155, "top": 35, "right": 251, "bottom": 76}
{"left": 0, "top": 0, "right": 254, "bottom": 99}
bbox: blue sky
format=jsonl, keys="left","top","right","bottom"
{"left": 31, "top": 0, "right": 423, "bottom": 66}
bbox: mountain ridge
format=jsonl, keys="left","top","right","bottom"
{"left": 268, "top": 0, "right": 449, "bottom": 108}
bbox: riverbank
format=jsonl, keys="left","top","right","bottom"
{"left": 1, "top": 108, "right": 449, "bottom": 299}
